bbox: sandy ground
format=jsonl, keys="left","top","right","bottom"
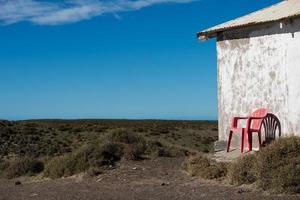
{"left": 0, "top": 157, "right": 299, "bottom": 200}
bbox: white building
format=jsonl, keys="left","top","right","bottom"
{"left": 198, "top": 0, "right": 300, "bottom": 148}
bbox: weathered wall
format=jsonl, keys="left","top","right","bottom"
{"left": 217, "top": 18, "right": 300, "bottom": 147}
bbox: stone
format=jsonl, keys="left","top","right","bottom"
{"left": 15, "top": 181, "right": 22, "bottom": 186}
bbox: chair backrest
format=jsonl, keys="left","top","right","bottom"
{"left": 250, "top": 108, "right": 268, "bottom": 130}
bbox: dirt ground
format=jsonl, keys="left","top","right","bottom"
{"left": 0, "top": 157, "right": 299, "bottom": 200}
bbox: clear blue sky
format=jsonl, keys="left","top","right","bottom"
{"left": 0, "top": 0, "right": 280, "bottom": 120}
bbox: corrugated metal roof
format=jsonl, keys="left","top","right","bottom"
{"left": 198, "top": 0, "right": 300, "bottom": 40}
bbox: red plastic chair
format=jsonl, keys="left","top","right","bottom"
{"left": 227, "top": 108, "right": 268, "bottom": 153}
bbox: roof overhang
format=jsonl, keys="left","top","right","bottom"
{"left": 197, "top": 0, "right": 300, "bottom": 41}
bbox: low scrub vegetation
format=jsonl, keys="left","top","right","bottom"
{"left": 0, "top": 128, "right": 192, "bottom": 179}
{"left": 2, "top": 119, "right": 300, "bottom": 195}
{"left": 0, "top": 119, "right": 217, "bottom": 160}
{"left": 0, "top": 120, "right": 217, "bottom": 179}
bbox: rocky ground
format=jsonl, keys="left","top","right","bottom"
{"left": 0, "top": 157, "right": 299, "bottom": 200}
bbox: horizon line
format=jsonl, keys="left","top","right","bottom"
{"left": 1, "top": 117, "right": 218, "bottom": 122}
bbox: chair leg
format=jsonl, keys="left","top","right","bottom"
{"left": 248, "top": 132, "right": 253, "bottom": 151}
{"left": 241, "top": 129, "right": 245, "bottom": 153}
{"left": 227, "top": 131, "right": 233, "bottom": 153}
{"left": 258, "top": 131, "right": 262, "bottom": 150}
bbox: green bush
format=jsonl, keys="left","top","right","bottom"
{"left": 182, "top": 154, "right": 227, "bottom": 179}
{"left": 255, "top": 137, "right": 300, "bottom": 193}
{"left": 4, "top": 157, "right": 44, "bottom": 178}
{"left": 228, "top": 154, "right": 256, "bottom": 185}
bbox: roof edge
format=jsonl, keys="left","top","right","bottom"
{"left": 196, "top": 0, "right": 293, "bottom": 41}
{"left": 197, "top": 15, "right": 300, "bottom": 41}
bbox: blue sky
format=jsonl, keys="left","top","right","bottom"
{"left": 0, "top": 0, "right": 280, "bottom": 120}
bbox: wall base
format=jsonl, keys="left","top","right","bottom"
{"left": 214, "top": 140, "right": 227, "bottom": 152}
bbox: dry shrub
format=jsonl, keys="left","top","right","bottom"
{"left": 107, "top": 128, "right": 146, "bottom": 145}
{"left": 107, "top": 129, "right": 148, "bottom": 160}
{"left": 43, "top": 154, "right": 73, "bottom": 179}
{"left": 44, "top": 142, "right": 124, "bottom": 179}
{"left": 145, "top": 140, "right": 166, "bottom": 157}
{"left": 227, "top": 137, "right": 300, "bottom": 194}
{"left": 123, "top": 143, "right": 146, "bottom": 160}
{"left": 255, "top": 136, "right": 300, "bottom": 194}
{"left": 145, "top": 140, "right": 190, "bottom": 158}
{"left": 98, "top": 142, "right": 124, "bottom": 165}
{"left": 0, "top": 158, "right": 8, "bottom": 170}
{"left": 45, "top": 129, "right": 183, "bottom": 179}
{"left": 86, "top": 167, "right": 103, "bottom": 177}
{"left": 4, "top": 157, "right": 44, "bottom": 178}
{"left": 182, "top": 154, "right": 227, "bottom": 179}
{"left": 228, "top": 154, "right": 256, "bottom": 185}
{"left": 107, "top": 129, "right": 190, "bottom": 159}
{"left": 27, "top": 128, "right": 194, "bottom": 179}
{"left": 160, "top": 145, "right": 190, "bottom": 157}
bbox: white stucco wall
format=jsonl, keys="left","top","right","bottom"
{"left": 217, "top": 18, "right": 300, "bottom": 146}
